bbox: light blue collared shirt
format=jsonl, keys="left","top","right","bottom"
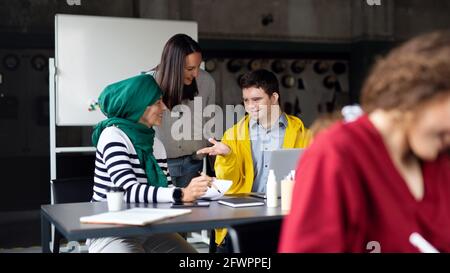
{"left": 249, "top": 114, "right": 287, "bottom": 193}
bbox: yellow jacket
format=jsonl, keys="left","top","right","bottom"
{"left": 214, "top": 113, "right": 311, "bottom": 245}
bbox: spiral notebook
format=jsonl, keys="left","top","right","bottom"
{"left": 218, "top": 197, "right": 265, "bottom": 208}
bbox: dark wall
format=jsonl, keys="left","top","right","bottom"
{"left": 201, "top": 38, "right": 394, "bottom": 105}
{"left": 349, "top": 40, "right": 396, "bottom": 103}
{"left": 0, "top": 1, "right": 135, "bottom": 212}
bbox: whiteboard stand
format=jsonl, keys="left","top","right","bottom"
{"left": 49, "top": 58, "right": 95, "bottom": 253}
{"left": 49, "top": 58, "right": 96, "bottom": 204}
{"left": 49, "top": 57, "right": 55, "bottom": 200}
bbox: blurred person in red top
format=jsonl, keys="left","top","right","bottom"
{"left": 279, "top": 30, "right": 450, "bottom": 253}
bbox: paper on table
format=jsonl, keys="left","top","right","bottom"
{"left": 201, "top": 179, "right": 232, "bottom": 200}
{"left": 80, "top": 208, "right": 191, "bottom": 226}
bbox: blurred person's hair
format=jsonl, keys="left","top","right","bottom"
{"left": 310, "top": 111, "right": 343, "bottom": 139}
{"left": 361, "top": 30, "right": 450, "bottom": 113}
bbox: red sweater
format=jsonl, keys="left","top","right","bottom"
{"left": 279, "top": 115, "right": 450, "bottom": 253}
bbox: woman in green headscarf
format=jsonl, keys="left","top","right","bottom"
{"left": 89, "top": 74, "right": 212, "bottom": 253}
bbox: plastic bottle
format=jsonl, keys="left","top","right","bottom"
{"left": 281, "top": 172, "right": 295, "bottom": 212}
{"left": 266, "top": 169, "right": 278, "bottom": 207}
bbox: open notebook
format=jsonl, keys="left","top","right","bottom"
{"left": 80, "top": 208, "right": 191, "bottom": 226}
{"left": 200, "top": 179, "right": 232, "bottom": 200}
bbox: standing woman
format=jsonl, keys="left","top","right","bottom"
{"left": 152, "top": 34, "right": 216, "bottom": 188}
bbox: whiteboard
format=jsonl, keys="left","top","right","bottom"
{"left": 55, "top": 14, "right": 197, "bottom": 126}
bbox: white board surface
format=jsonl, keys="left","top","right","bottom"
{"left": 55, "top": 14, "right": 197, "bottom": 126}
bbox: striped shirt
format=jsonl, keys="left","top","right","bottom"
{"left": 92, "top": 126, "right": 175, "bottom": 203}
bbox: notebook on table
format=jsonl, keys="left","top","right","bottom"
{"left": 218, "top": 197, "right": 265, "bottom": 208}
{"left": 80, "top": 208, "right": 191, "bottom": 226}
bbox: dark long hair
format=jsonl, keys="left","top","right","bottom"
{"left": 154, "top": 34, "right": 201, "bottom": 110}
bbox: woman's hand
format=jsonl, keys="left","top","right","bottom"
{"left": 182, "top": 173, "right": 212, "bottom": 202}
{"left": 196, "top": 138, "right": 231, "bottom": 156}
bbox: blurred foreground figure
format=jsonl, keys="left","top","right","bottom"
{"left": 279, "top": 30, "right": 450, "bottom": 253}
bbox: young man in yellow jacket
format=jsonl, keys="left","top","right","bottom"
{"left": 197, "top": 69, "right": 311, "bottom": 250}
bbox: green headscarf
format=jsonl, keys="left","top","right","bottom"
{"left": 92, "top": 74, "right": 168, "bottom": 188}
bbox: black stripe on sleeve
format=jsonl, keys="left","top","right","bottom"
{"left": 144, "top": 186, "right": 149, "bottom": 203}
{"left": 134, "top": 184, "right": 141, "bottom": 204}
{"left": 130, "top": 162, "right": 144, "bottom": 169}
{"left": 136, "top": 172, "right": 147, "bottom": 179}
{"left": 95, "top": 166, "right": 108, "bottom": 173}
{"left": 95, "top": 157, "right": 105, "bottom": 165}
{"left": 152, "top": 187, "right": 159, "bottom": 203}
{"left": 107, "top": 159, "right": 135, "bottom": 169}
{"left": 104, "top": 151, "right": 131, "bottom": 164}
{"left": 113, "top": 169, "right": 134, "bottom": 182}
{"left": 94, "top": 173, "right": 111, "bottom": 182}
{"left": 126, "top": 188, "right": 131, "bottom": 203}
{"left": 116, "top": 177, "right": 136, "bottom": 189}
{"left": 103, "top": 141, "right": 127, "bottom": 149}
{"left": 93, "top": 191, "right": 107, "bottom": 199}
{"left": 110, "top": 166, "right": 138, "bottom": 178}
{"left": 103, "top": 142, "right": 127, "bottom": 153}
{"left": 93, "top": 182, "right": 109, "bottom": 190}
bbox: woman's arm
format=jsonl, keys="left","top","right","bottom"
{"left": 99, "top": 129, "right": 175, "bottom": 203}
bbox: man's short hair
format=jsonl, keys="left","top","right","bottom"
{"left": 239, "top": 69, "right": 280, "bottom": 102}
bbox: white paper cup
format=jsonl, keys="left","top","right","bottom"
{"left": 107, "top": 191, "right": 124, "bottom": 212}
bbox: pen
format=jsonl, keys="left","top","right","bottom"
{"left": 202, "top": 156, "right": 207, "bottom": 174}
{"left": 198, "top": 169, "right": 221, "bottom": 193}
{"left": 211, "top": 181, "right": 221, "bottom": 193}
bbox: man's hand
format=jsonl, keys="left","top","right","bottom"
{"left": 196, "top": 138, "right": 231, "bottom": 156}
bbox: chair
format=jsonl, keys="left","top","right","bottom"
{"left": 51, "top": 177, "right": 93, "bottom": 253}
{"left": 227, "top": 219, "right": 282, "bottom": 253}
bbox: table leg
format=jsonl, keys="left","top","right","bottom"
{"left": 41, "top": 211, "right": 51, "bottom": 253}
